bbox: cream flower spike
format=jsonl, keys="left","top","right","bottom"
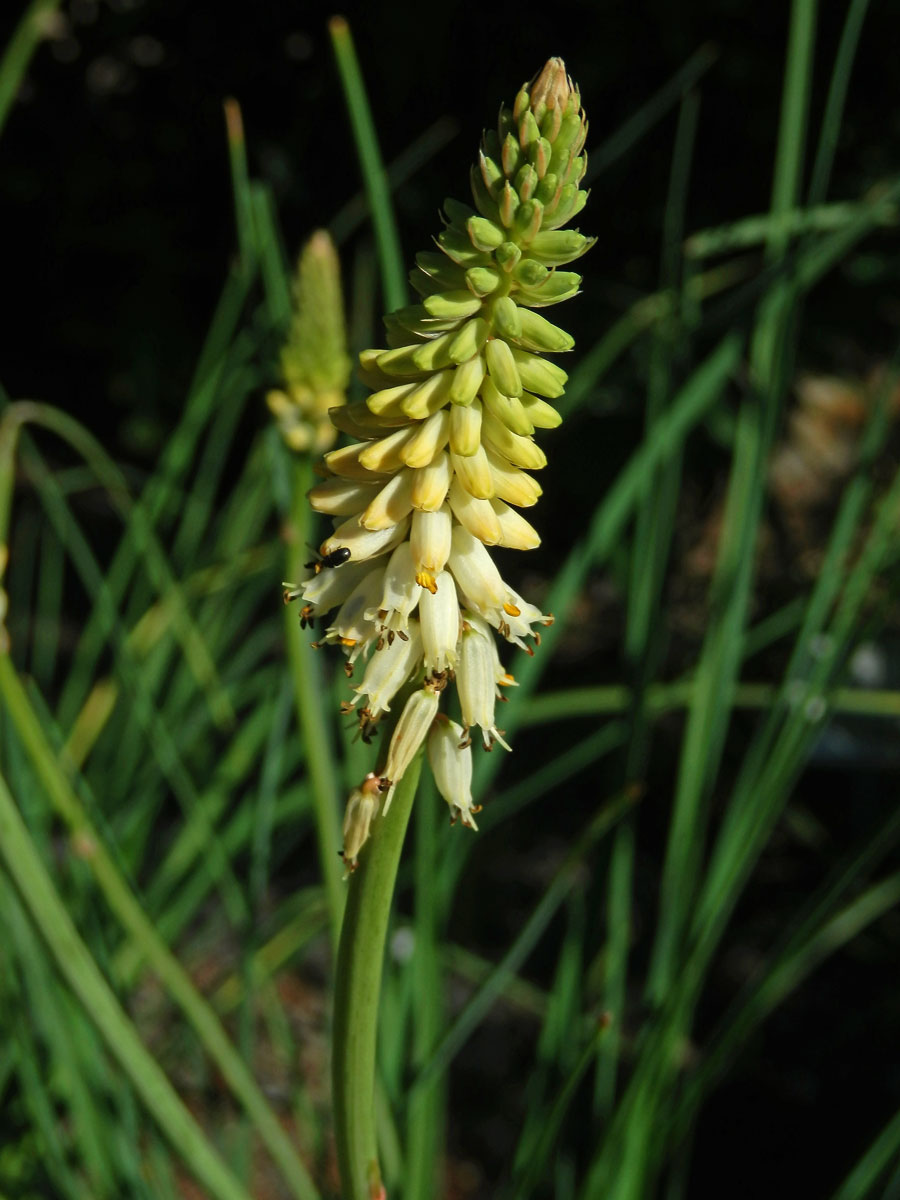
{"left": 284, "top": 58, "right": 592, "bottom": 865}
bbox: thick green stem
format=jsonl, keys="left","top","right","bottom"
{"left": 285, "top": 457, "right": 346, "bottom": 949}
{"left": 332, "top": 754, "right": 423, "bottom": 1200}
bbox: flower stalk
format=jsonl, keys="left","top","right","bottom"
{"left": 286, "top": 56, "right": 591, "bottom": 1197}
{"left": 332, "top": 750, "right": 424, "bottom": 1200}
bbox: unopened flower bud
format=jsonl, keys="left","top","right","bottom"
{"left": 341, "top": 773, "right": 382, "bottom": 872}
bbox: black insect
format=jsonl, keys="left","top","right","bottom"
{"left": 305, "top": 545, "right": 352, "bottom": 574}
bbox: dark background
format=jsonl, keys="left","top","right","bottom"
{"left": 4, "top": 1, "right": 900, "bottom": 1196}
{"left": 5, "top": 0, "right": 899, "bottom": 440}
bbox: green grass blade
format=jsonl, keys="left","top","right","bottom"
{"left": 0, "top": 774, "right": 254, "bottom": 1200}
{"left": 807, "top": 0, "right": 872, "bottom": 204}
{"left": 0, "top": 654, "right": 320, "bottom": 1200}
{"left": 832, "top": 1102, "right": 900, "bottom": 1199}
{"left": 329, "top": 16, "right": 406, "bottom": 313}
{"left": 0, "top": 0, "right": 60, "bottom": 140}
{"left": 416, "top": 802, "right": 626, "bottom": 1093}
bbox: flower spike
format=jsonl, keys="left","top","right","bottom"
{"left": 285, "top": 59, "right": 592, "bottom": 849}
{"left": 267, "top": 230, "right": 351, "bottom": 453}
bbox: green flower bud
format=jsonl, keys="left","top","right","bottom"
{"left": 520, "top": 392, "right": 562, "bottom": 428}
{"left": 410, "top": 267, "right": 449, "bottom": 298}
{"left": 533, "top": 137, "right": 552, "bottom": 179}
{"left": 512, "top": 258, "right": 550, "bottom": 287}
{"left": 515, "top": 163, "right": 539, "bottom": 202}
{"left": 449, "top": 354, "right": 486, "bottom": 406}
{"left": 479, "top": 151, "right": 503, "bottom": 196}
{"left": 511, "top": 348, "right": 567, "bottom": 398}
{"left": 535, "top": 171, "right": 560, "bottom": 205}
{"left": 528, "top": 229, "right": 595, "bottom": 266}
{"left": 438, "top": 226, "right": 491, "bottom": 267}
{"left": 467, "top": 215, "right": 505, "bottom": 251}
{"left": 513, "top": 85, "right": 530, "bottom": 123}
{"left": 412, "top": 333, "right": 457, "bottom": 371}
{"left": 513, "top": 199, "right": 543, "bottom": 242}
{"left": 495, "top": 241, "right": 522, "bottom": 272}
{"left": 416, "top": 250, "right": 466, "bottom": 287}
{"left": 518, "top": 109, "right": 541, "bottom": 152}
{"left": 545, "top": 185, "right": 589, "bottom": 230}
{"left": 377, "top": 344, "right": 429, "bottom": 377}
{"left": 482, "top": 376, "right": 534, "bottom": 437}
{"left": 498, "top": 181, "right": 518, "bottom": 228}
{"left": 465, "top": 266, "right": 502, "bottom": 297}
{"left": 491, "top": 295, "right": 522, "bottom": 340}
{"left": 424, "top": 291, "right": 484, "bottom": 320}
{"left": 485, "top": 338, "right": 522, "bottom": 397}
{"left": 470, "top": 165, "right": 500, "bottom": 221}
{"left": 540, "top": 105, "right": 563, "bottom": 143}
{"left": 501, "top": 131, "right": 522, "bottom": 178}
{"left": 448, "top": 317, "right": 489, "bottom": 363}
{"left": 516, "top": 270, "right": 581, "bottom": 307}
{"left": 516, "top": 308, "right": 575, "bottom": 353}
{"left": 554, "top": 111, "right": 588, "bottom": 160}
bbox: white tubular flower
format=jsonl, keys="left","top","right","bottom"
{"left": 456, "top": 618, "right": 511, "bottom": 751}
{"left": 322, "top": 569, "right": 385, "bottom": 661}
{"left": 411, "top": 506, "right": 452, "bottom": 593}
{"left": 297, "top": 558, "right": 380, "bottom": 614}
{"left": 381, "top": 681, "right": 443, "bottom": 809}
{"left": 368, "top": 541, "right": 421, "bottom": 633}
{"left": 447, "top": 523, "right": 508, "bottom": 617}
{"left": 322, "top": 514, "right": 410, "bottom": 564}
{"left": 428, "top": 714, "right": 478, "bottom": 828}
{"left": 419, "top": 571, "right": 461, "bottom": 672}
{"left": 282, "top": 58, "right": 591, "bottom": 856}
{"left": 353, "top": 621, "right": 424, "bottom": 720}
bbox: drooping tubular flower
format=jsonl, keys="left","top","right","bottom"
{"left": 285, "top": 58, "right": 592, "bottom": 867}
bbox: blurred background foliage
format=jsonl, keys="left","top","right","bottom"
{"left": 3, "top": 0, "right": 900, "bottom": 1197}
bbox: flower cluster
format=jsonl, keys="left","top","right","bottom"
{"left": 285, "top": 58, "right": 592, "bottom": 867}
{"left": 267, "top": 229, "right": 351, "bottom": 453}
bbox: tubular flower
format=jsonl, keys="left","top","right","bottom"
{"left": 267, "top": 229, "right": 351, "bottom": 452}
{"left": 284, "top": 58, "right": 591, "bottom": 863}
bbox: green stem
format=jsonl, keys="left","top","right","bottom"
{"left": 333, "top": 753, "right": 423, "bottom": 1200}
{"left": 0, "top": 771, "right": 252, "bottom": 1200}
{"left": 285, "top": 457, "right": 346, "bottom": 949}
